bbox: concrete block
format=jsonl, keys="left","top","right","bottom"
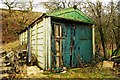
{"left": 102, "top": 61, "right": 114, "bottom": 68}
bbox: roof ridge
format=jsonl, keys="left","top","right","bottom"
{"left": 75, "top": 9, "right": 93, "bottom": 23}
{"left": 46, "top": 7, "right": 75, "bottom": 16}
{"left": 46, "top": 7, "right": 93, "bottom": 24}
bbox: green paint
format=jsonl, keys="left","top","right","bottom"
{"left": 50, "top": 7, "right": 93, "bottom": 68}
{"left": 61, "top": 23, "right": 93, "bottom": 67}
{"left": 47, "top": 7, "right": 93, "bottom": 24}
{"left": 62, "top": 24, "right": 71, "bottom": 67}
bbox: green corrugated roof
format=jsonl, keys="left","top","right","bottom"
{"left": 46, "top": 7, "right": 93, "bottom": 24}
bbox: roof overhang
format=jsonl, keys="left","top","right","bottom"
{"left": 48, "top": 15, "right": 93, "bottom": 25}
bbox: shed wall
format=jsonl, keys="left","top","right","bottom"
{"left": 44, "top": 17, "right": 51, "bottom": 70}
{"left": 19, "top": 34, "right": 22, "bottom": 45}
{"left": 30, "top": 20, "right": 46, "bottom": 69}
{"left": 19, "top": 17, "right": 51, "bottom": 70}
{"left": 19, "top": 16, "right": 93, "bottom": 70}
{"left": 31, "top": 24, "right": 37, "bottom": 55}
{"left": 19, "top": 30, "right": 28, "bottom": 45}
{"left": 36, "top": 21, "right": 45, "bottom": 69}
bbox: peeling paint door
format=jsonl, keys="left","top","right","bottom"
{"left": 62, "top": 24, "right": 71, "bottom": 67}
{"left": 62, "top": 23, "right": 92, "bottom": 67}
{"left": 72, "top": 24, "right": 92, "bottom": 67}
{"left": 52, "top": 22, "right": 92, "bottom": 68}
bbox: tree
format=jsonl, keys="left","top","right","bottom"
{"left": 111, "top": 1, "right": 120, "bottom": 56}
{"left": 1, "top": 0, "right": 17, "bottom": 13}
{"left": 43, "top": 0, "right": 107, "bottom": 59}
{"left": 43, "top": 0, "right": 83, "bottom": 12}
{"left": 1, "top": 0, "right": 41, "bottom": 43}
{"left": 43, "top": 0, "right": 119, "bottom": 59}
{"left": 86, "top": 1, "right": 108, "bottom": 59}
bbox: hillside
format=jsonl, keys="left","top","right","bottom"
{"left": 0, "top": 8, "right": 42, "bottom": 43}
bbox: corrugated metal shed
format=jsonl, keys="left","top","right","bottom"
{"left": 18, "top": 7, "right": 95, "bottom": 70}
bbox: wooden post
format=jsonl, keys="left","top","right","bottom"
{"left": 43, "top": 18, "right": 47, "bottom": 70}
{"left": 92, "top": 25, "right": 95, "bottom": 59}
{"left": 45, "top": 18, "right": 48, "bottom": 70}
{"left": 48, "top": 17, "right": 52, "bottom": 70}
{"left": 55, "top": 24, "right": 60, "bottom": 69}
{"left": 35, "top": 24, "right": 38, "bottom": 57}
{"left": 28, "top": 27, "right": 31, "bottom": 63}
{"left": 30, "top": 27, "right": 32, "bottom": 61}
{"left": 60, "top": 25, "right": 63, "bottom": 67}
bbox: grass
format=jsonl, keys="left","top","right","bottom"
{"left": 0, "top": 41, "right": 27, "bottom": 53}
{"left": 107, "top": 50, "right": 120, "bottom": 56}
{"left": 28, "top": 67, "right": 118, "bottom": 78}
{"left": 7, "top": 67, "right": 120, "bottom": 79}
{"left": 1, "top": 41, "right": 120, "bottom": 79}
{"left": 46, "top": 67, "right": 118, "bottom": 78}
{"left": 0, "top": 41, "right": 19, "bottom": 52}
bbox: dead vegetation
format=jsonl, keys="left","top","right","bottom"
{"left": 0, "top": 41, "right": 120, "bottom": 79}
{"left": 0, "top": 41, "right": 19, "bottom": 52}
{"left": 48, "top": 67, "right": 118, "bottom": 78}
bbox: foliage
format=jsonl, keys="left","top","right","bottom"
{"left": 0, "top": 9, "right": 41, "bottom": 43}
{"left": 0, "top": 40, "right": 19, "bottom": 52}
